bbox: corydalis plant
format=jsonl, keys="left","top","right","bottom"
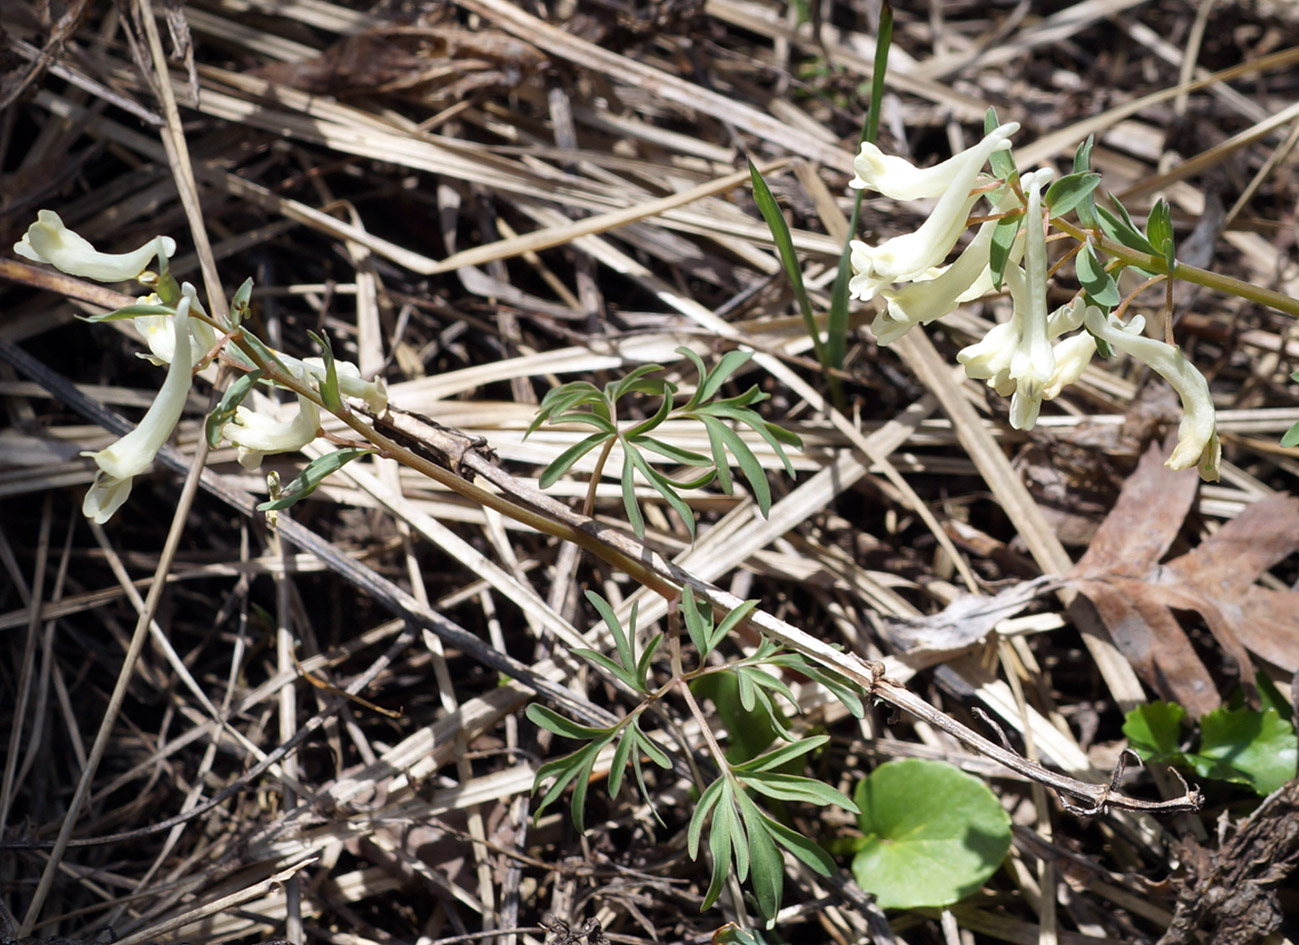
{"left": 525, "top": 347, "right": 802, "bottom": 539}
{"left": 13, "top": 211, "right": 388, "bottom": 521}
{"left": 848, "top": 113, "right": 1221, "bottom": 480}
{"left": 527, "top": 587, "right": 864, "bottom": 923}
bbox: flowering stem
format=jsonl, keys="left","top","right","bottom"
{"left": 227, "top": 330, "right": 679, "bottom": 601}
{"left": 1052, "top": 215, "right": 1299, "bottom": 318}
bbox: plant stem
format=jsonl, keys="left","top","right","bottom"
{"left": 230, "top": 332, "right": 680, "bottom": 601}
{"left": 1052, "top": 216, "right": 1299, "bottom": 317}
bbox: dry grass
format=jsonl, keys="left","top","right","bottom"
{"left": 2, "top": 1, "right": 1299, "bottom": 944}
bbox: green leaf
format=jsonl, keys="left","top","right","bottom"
{"left": 1097, "top": 199, "right": 1161, "bottom": 276}
{"left": 1122, "top": 702, "right": 1186, "bottom": 764}
{"left": 205, "top": 368, "right": 265, "bottom": 448}
{"left": 712, "top": 598, "right": 758, "bottom": 651}
{"left": 679, "top": 345, "right": 755, "bottom": 408}
{"left": 1253, "top": 672, "right": 1295, "bottom": 722}
{"left": 531, "top": 739, "right": 597, "bottom": 824}
{"left": 306, "top": 330, "right": 344, "bottom": 412}
{"left": 634, "top": 723, "right": 672, "bottom": 769}
{"left": 712, "top": 926, "right": 769, "bottom": 945}
{"left": 635, "top": 435, "right": 713, "bottom": 466}
{"left": 733, "top": 735, "right": 829, "bottom": 773}
{"left": 989, "top": 214, "right": 1021, "bottom": 292}
{"left": 571, "top": 648, "right": 644, "bottom": 693}
{"left": 741, "top": 771, "right": 859, "bottom": 811}
{"left": 1044, "top": 172, "right": 1102, "bottom": 218}
{"left": 609, "top": 362, "right": 668, "bottom": 403}
{"left": 764, "top": 814, "right": 836, "bottom": 875}
{"left": 635, "top": 634, "right": 663, "bottom": 691}
{"left": 735, "top": 790, "right": 784, "bottom": 920}
{"left": 864, "top": 0, "right": 891, "bottom": 147}
{"left": 629, "top": 447, "right": 700, "bottom": 539}
{"left": 984, "top": 107, "right": 1018, "bottom": 181}
{"left": 586, "top": 591, "right": 636, "bottom": 679}
{"left": 256, "top": 447, "right": 373, "bottom": 511}
{"left": 1146, "top": 197, "right": 1176, "bottom": 270}
{"left": 693, "top": 671, "right": 785, "bottom": 765}
{"left": 738, "top": 664, "right": 797, "bottom": 709}
{"left": 716, "top": 421, "right": 772, "bottom": 514}
{"left": 79, "top": 302, "right": 175, "bottom": 323}
{"left": 768, "top": 653, "right": 865, "bottom": 718}
{"left": 702, "top": 783, "right": 739, "bottom": 909}
{"left": 620, "top": 447, "right": 646, "bottom": 539}
{"left": 1071, "top": 135, "right": 1099, "bottom": 228}
{"left": 538, "top": 431, "right": 610, "bottom": 489}
{"left": 608, "top": 725, "right": 636, "bottom": 798}
{"left": 681, "top": 585, "right": 715, "bottom": 659}
{"left": 1076, "top": 243, "right": 1120, "bottom": 309}
{"left": 1280, "top": 421, "right": 1299, "bottom": 449}
{"left": 229, "top": 277, "right": 254, "bottom": 327}
{"left": 1072, "top": 134, "right": 1094, "bottom": 174}
{"left": 701, "top": 417, "right": 734, "bottom": 496}
{"left": 567, "top": 735, "right": 615, "bottom": 832}
{"left": 851, "top": 759, "right": 1012, "bottom": 909}
{"left": 525, "top": 703, "right": 611, "bottom": 741}
{"left": 749, "top": 161, "right": 828, "bottom": 369}
{"left": 1188, "top": 706, "right": 1297, "bottom": 795}
{"left": 689, "top": 777, "right": 727, "bottom": 859}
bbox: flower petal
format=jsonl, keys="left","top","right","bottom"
{"left": 1083, "top": 306, "right": 1220, "bottom": 481}
{"left": 850, "top": 122, "right": 1020, "bottom": 200}
{"left": 81, "top": 297, "right": 194, "bottom": 522}
{"left": 15, "top": 210, "right": 176, "bottom": 282}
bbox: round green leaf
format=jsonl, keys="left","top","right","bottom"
{"left": 851, "top": 759, "right": 1011, "bottom": 909}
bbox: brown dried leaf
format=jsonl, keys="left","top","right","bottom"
{"left": 1072, "top": 441, "right": 1299, "bottom": 713}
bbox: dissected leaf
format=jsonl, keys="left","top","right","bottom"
{"left": 735, "top": 789, "right": 784, "bottom": 920}
{"left": 525, "top": 703, "right": 611, "bottom": 741}
{"left": 851, "top": 759, "right": 1011, "bottom": 909}
{"left": 692, "top": 671, "right": 784, "bottom": 765}
{"left": 702, "top": 782, "right": 739, "bottom": 909}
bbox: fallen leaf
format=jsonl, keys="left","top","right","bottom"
{"left": 1071, "top": 440, "right": 1299, "bottom": 716}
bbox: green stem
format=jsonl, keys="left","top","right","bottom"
{"left": 1052, "top": 216, "right": 1299, "bottom": 318}
{"left": 226, "top": 331, "right": 679, "bottom": 599}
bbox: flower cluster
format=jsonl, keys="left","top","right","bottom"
{"left": 14, "top": 211, "right": 388, "bottom": 522}
{"left": 849, "top": 126, "right": 1220, "bottom": 481}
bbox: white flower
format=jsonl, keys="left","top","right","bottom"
{"left": 82, "top": 297, "right": 194, "bottom": 524}
{"left": 873, "top": 194, "right": 1026, "bottom": 345}
{"left": 1040, "top": 330, "right": 1097, "bottom": 400}
{"left": 957, "top": 315, "right": 1020, "bottom": 384}
{"left": 14, "top": 210, "right": 176, "bottom": 282}
{"left": 1005, "top": 169, "right": 1055, "bottom": 430}
{"left": 301, "top": 357, "right": 389, "bottom": 413}
{"left": 1083, "top": 307, "right": 1221, "bottom": 481}
{"left": 222, "top": 387, "right": 322, "bottom": 470}
{"left": 136, "top": 284, "right": 219, "bottom": 367}
{"left": 848, "top": 123, "right": 1020, "bottom": 302}
{"left": 850, "top": 122, "right": 1019, "bottom": 201}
